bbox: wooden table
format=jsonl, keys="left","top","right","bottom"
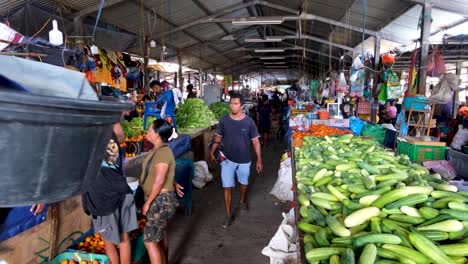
{"left": 181, "top": 123, "right": 218, "bottom": 166}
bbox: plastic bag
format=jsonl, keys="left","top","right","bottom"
{"left": 352, "top": 55, "right": 363, "bottom": 70}
{"left": 450, "top": 128, "right": 468, "bottom": 150}
{"left": 429, "top": 74, "right": 457, "bottom": 104}
{"left": 386, "top": 69, "right": 403, "bottom": 99}
{"left": 427, "top": 50, "right": 447, "bottom": 77}
{"left": 378, "top": 82, "right": 387, "bottom": 102}
{"left": 261, "top": 208, "right": 298, "bottom": 264}
{"left": 423, "top": 160, "right": 457, "bottom": 180}
{"left": 336, "top": 72, "right": 347, "bottom": 92}
{"left": 349, "top": 116, "right": 367, "bottom": 135}
{"left": 192, "top": 161, "right": 213, "bottom": 188}
{"left": 270, "top": 157, "right": 293, "bottom": 202}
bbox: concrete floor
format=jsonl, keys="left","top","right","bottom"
{"left": 167, "top": 142, "right": 290, "bottom": 264}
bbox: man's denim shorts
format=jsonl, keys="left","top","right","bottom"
{"left": 220, "top": 159, "right": 251, "bottom": 188}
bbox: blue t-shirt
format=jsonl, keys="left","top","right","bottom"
{"left": 216, "top": 115, "right": 260, "bottom": 163}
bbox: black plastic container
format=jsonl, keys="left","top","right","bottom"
{"left": 0, "top": 90, "right": 132, "bottom": 206}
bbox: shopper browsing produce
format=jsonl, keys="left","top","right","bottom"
{"left": 210, "top": 93, "right": 263, "bottom": 228}
{"left": 81, "top": 123, "right": 138, "bottom": 264}
{"left": 140, "top": 120, "right": 183, "bottom": 264}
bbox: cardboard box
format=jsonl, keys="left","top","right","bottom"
{"left": 312, "top": 119, "right": 330, "bottom": 125}
{"left": 329, "top": 118, "right": 349, "bottom": 128}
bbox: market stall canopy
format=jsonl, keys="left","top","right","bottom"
{"left": 1, "top": 0, "right": 467, "bottom": 79}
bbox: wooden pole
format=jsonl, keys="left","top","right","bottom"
{"left": 371, "top": 36, "right": 381, "bottom": 124}
{"left": 453, "top": 61, "right": 462, "bottom": 118}
{"left": 418, "top": 1, "right": 432, "bottom": 95}
{"left": 47, "top": 204, "right": 59, "bottom": 262}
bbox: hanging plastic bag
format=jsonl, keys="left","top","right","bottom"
{"left": 427, "top": 50, "right": 447, "bottom": 77}
{"left": 386, "top": 69, "right": 403, "bottom": 99}
{"left": 429, "top": 73, "right": 458, "bottom": 104}
{"left": 352, "top": 55, "right": 363, "bottom": 70}
{"left": 350, "top": 70, "right": 364, "bottom": 97}
{"left": 336, "top": 72, "right": 347, "bottom": 92}
{"left": 382, "top": 52, "right": 396, "bottom": 65}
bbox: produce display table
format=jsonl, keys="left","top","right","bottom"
{"left": 182, "top": 123, "right": 218, "bottom": 164}
{"left": 290, "top": 133, "right": 468, "bottom": 264}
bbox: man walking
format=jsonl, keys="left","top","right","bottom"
{"left": 210, "top": 93, "right": 263, "bottom": 228}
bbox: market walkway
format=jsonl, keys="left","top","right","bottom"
{"left": 167, "top": 141, "right": 290, "bottom": 264}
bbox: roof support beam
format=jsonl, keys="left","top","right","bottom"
{"left": 72, "top": 0, "right": 126, "bottom": 17}
{"left": 270, "top": 25, "right": 354, "bottom": 51}
{"left": 191, "top": 0, "right": 243, "bottom": 47}
{"left": 407, "top": 0, "right": 468, "bottom": 18}
{"left": 128, "top": 0, "right": 233, "bottom": 62}
{"left": 161, "top": 1, "right": 258, "bottom": 38}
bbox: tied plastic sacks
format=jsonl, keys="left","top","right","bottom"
{"left": 349, "top": 116, "right": 367, "bottom": 135}
{"left": 382, "top": 52, "right": 396, "bottom": 65}
{"left": 192, "top": 161, "right": 213, "bottom": 189}
{"left": 429, "top": 73, "right": 460, "bottom": 104}
{"left": 423, "top": 160, "right": 457, "bottom": 180}
{"left": 262, "top": 208, "right": 298, "bottom": 264}
{"left": 270, "top": 157, "right": 293, "bottom": 202}
{"left": 450, "top": 127, "right": 468, "bottom": 150}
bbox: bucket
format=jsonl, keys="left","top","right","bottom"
{"left": 318, "top": 111, "right": 329, "bottom": 120}
{"left": 0, "top": 90, "right": 132, "bottom": 206}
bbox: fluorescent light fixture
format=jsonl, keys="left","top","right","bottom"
{"left": 260, "top": 56, "right": 285, "bottom": 60}
{"left": 254, "top": 49, "right": 285, "bottom": 53}
{"left": 263, "top": 62, "right": 286, "bottom": 65}
{"left": 244, "top": 37, "right": 284, "bottom": 43}
{"left": 265, "top": 66, "right": 288, "bottom": 69}
{"left": 232, "top": 18, "right": 283, "bottom": 25}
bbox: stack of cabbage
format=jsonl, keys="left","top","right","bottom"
{"left": 295, "top": 134, "right": 468, "bottom": 264}
{"left": 176, "top": 99, "right": 217, "bottom": 130}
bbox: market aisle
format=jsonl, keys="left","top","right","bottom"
{"left": 167, "top": 141, "right": 290, "bottom": 264}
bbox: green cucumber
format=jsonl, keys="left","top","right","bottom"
{"left": 388, "top": 214, "right": 426, "bottom": 225}
{"left": 419, "top": 207, "right": 440, "bottom": 220}
{"left": 419, "top": 230, "right": 449, "bottom": 241}
{"left": 326, "top": 215, "right": 351, "bottom": 237}
{"left": 385, "top": 193, "right": 428, "bottom": 209}
{"left": 353, "top": 234, "right": 401, "bottom": 248}
{"left": 358, "top": 244, "right": 377, "bottom": 264}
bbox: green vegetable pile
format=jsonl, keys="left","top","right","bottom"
{"left": 295, "top": 134, "right": 468, "bottom": 264}
{"left": 176, "top": 99, "right": 217, "bottom": 130}
{"left": 210, "top": 102, "right": 230, "bottom": 121}
{"left": 121, "top": 117, "right": 156, "bottom": 140}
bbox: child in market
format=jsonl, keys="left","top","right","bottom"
{"left": 81, "top": 123, "right": 138, "bottom": 264}
{"left": 386, "top": 100, "right": 397, "bottom": 125}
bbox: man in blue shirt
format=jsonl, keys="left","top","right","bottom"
{"left": 210, "top": 93, "right": 263, "bottom": 228}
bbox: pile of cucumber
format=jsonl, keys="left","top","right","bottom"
{"left": 295, "top": 134, "right": 468, "bottom": 264}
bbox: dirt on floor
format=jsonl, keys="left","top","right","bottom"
{"left": 167, "top": 142, "right": 291, "bottom": 264}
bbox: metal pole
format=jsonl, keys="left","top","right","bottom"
{"left": 371, "top": 36, "right": 381, "bottom": 124}
{"left": 453, "top": 61, "right": 462, "bottom": 118}
{"left": 174, "top": 72, "right": 178, "bottom": 88}
{"left": 143, "top": 36, "right": 150, "bottom": 95}
{"left": 157, "top": 70, "right": 160, "bottom": 80}
{"left": 178, "top": 52, "right": 184, "bottom": 90}
{"left": 418, "top": 1, "right": 432, "bottom": 95}
{"left": 329, "top": 33, "right": 333, "bottom": 72}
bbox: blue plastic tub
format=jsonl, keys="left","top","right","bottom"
{"left": 403, "top": 95, "right": 427, "bottom": 110}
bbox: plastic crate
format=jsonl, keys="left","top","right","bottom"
{"left": 361, "top": 129, "right": 387, "bottom": 144}
{"left": 50, "top": 252, "right": 109, "bottom": 264}
{"left": 448, "top": 149, "right": 468, "bottom": 179}
{"left": 397, "top": 138, "right": 446, "bottom": 163}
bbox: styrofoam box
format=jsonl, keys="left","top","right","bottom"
{"left": 311, "top": 119, "right": 329, "bottom": 125}
{"left": 329, "top": 118, "right": 350, "bottom": 128}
